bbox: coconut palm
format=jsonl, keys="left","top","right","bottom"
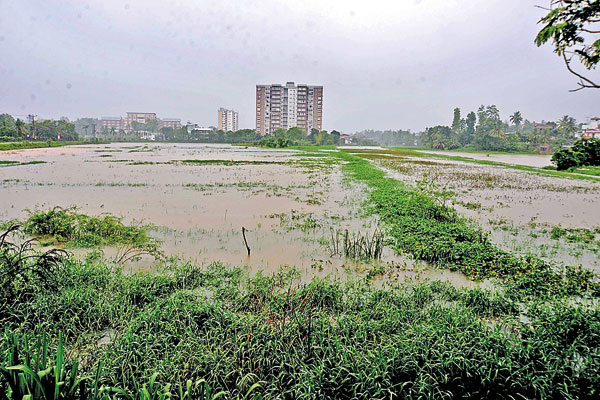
{"left": 558, "top": 115, "right": 577, "bottom": 139}
{"left": 510, "top": 111, "right": 523, "bottom": 128}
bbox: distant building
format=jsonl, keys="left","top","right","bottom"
{"left": 100, "top": 116, "right": 123, "bottom": 131}
{"left": 256, "top": 82, "right": 323, "bottom": 136}
{"left": 185, "top": 123, "right": 198, "bottom": 133}
{"left": 582, "top": 117, "right": 600, "bottom": 131}
{"left": 582, "top": 130, "right": 600, "bottom": 139}
{"left": 101, "top": 112, "right": 184, "bottom": 134}
{"left": 218, "top": 108, "right": 239, "bottom": 132}
{"left": 125, "top": 112, "right": 157, "bottom": 129}
{"left": 534, "top": 123, "right": 554, "bottom": 130}
{"left": 192, "top": 127, "right": 214, "bottom": 135}
{"left": 160, "top": 118, "right": 182, "bottom": 129}
{"left": 581, "top": 117, "right": 600, "bottom": 138}
{"left": 339, "top": 134, "right": 352, "bottom": 144}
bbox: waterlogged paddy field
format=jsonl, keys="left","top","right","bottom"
{"left": 350, "top": 149, "right": 600, "bottom": 271}
{"left": 416, "top": 149, "right": 552, "bottom": 168}
{"left": 0, "top": 143, "right": 474, "bottom": 285}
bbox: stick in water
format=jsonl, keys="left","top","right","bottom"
{"left": 242, "top": 227, "right": 251, "bottom": 256}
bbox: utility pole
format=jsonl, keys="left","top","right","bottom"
{"left": 28, "top": 114, "right": 37, "bottom": 140}
{"left": 92, "top": 124, "right": 96, "bottom": 140}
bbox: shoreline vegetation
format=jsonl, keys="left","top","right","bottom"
{"left": 1, "top": 146, "right": 599, "bottom": 398}
{"left": 0, "top": 140, "right": 106, "bottom": 152}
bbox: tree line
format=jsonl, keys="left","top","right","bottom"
{"left": 423, "top": 106, "right": 580, "bottom": 152}
{"left": 0, "top": 114, "right": 79, "bottom": 142}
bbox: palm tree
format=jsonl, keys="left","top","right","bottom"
{"left": 558, "top": 115, "right": 577, "bottom": 139}
{"left": 510, "top": 111, "right": 523, "bottom": 128}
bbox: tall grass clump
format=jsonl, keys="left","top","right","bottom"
{"left": 19, "top": 206, "right": 160, "bottom": 261}
{"left": 328, "top": 228, "right": 384, "bottom": 260}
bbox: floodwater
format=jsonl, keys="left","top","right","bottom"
{"left": 352, "top": 150, "right": 600, "bottom": 271}
{"left": 0, "top": 143, "right": 477, "bottom": 287}
{"left": 416, "top": 150, "right": 553, "bottom": 168}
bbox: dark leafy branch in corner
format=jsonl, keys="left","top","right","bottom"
{"left": 535, "top": 0, "right": 600, "bottom": 91}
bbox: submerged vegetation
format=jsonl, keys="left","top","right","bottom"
{"left": 328, "top": 228, "right": 385, "bottom": 260}
{"left": 350, "top": 146, "right": 600, "bottom": 182}
{"left": 0, "top": 160, "right": 46, "bottom": 167}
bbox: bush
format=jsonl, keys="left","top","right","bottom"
{"left": 572, "top": 137, "right": 600, "bottom": 166}
{"left": 552, "top": 138, "right": 600, "bottom": 170}
{"left": 552, "top": 148, "right": 580, "bottom": 170}
{"left": 0, "top": 136, "right": 21, "bottom": 142}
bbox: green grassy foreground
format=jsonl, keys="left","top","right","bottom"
{"left": 0, "top": 140, "right": 105, "bottom": 152}
{"left": 2, "top": 248, "right": 599, "bottom": 399}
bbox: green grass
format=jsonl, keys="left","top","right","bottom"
{"left": 0, "top": 140, "right": 106, "bottom": 152}
{"left": 2, "top": 148, "right": 600, "bottom": 398}
{"left": 0, "top": 160, "right": 46, "bottom": 167}
{"left": 569, "top": 165, "right": 600, "bottom": 177}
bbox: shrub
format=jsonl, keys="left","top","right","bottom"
{"left": 552, "top": 138, "right": 600, "bottom": 170}
{"left": 552, "top": 148, "right": 580, "bottom": 170}
{"left": 572, "top": 137, "right": 600, "bottom": 166}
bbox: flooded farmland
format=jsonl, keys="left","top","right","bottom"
{"left": 0, "top": 143, "right": 476, "bottom": 286}
{"left": 3, "top": 143, "right": 598, "bottom": 281}
{"left": 351, "top": 149, "right": 600, "bottom": 271}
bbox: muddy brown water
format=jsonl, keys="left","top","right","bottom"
{"left": 0, "top": 143, "right": 478, "bottom": 287}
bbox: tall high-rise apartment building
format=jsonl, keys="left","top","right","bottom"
{"left": 256, "top": 82, "right": 323, "bottom": 136}
{"left": 218, "top": 108, "right": 239, "bottom": 132}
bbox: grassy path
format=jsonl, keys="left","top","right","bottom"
{"left": 0, "top": 140, "right": 105, "bottom": 152}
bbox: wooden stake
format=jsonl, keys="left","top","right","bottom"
{"left": 242, "top": 227, "right": 251, "bottom": 256}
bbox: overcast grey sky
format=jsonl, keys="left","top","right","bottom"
{"left": 0, "top": 0, "right": 598, "bottom": 132}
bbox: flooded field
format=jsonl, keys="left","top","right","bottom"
{"left": 0, "top": 143, "right": 477, "bottom": 286}
{"left": 353, "top": 150, "right": 600, "bottom": 271}
{"left": 5, "top": 143, "right": 594, "bottom": 282}
{"left": 416, "top": 150, "right": 553, "bottom": 168}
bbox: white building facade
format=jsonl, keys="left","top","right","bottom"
{"left": 218, "top": 108, "right": 239, "bottom": 132}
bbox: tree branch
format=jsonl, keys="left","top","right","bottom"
{"left": 562, "top": 53, "right": 600, "bottom": 91}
